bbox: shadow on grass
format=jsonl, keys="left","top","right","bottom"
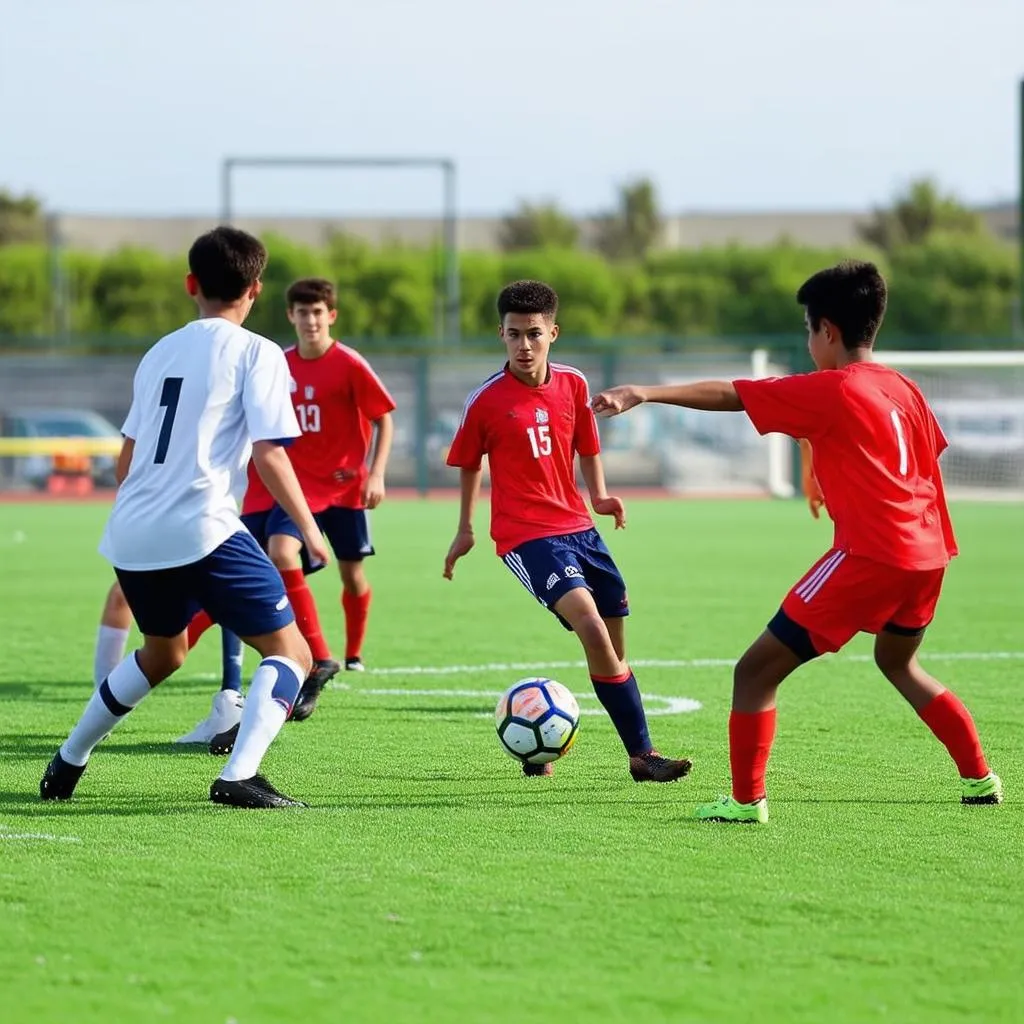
{"left": 0, "top": 738, "right": 205, "bottom": 760}
{"left": 0, "top": 789, "right": 212, "bottom": 817}
{"left": 0, "top": 676, "right": 226, "bottom": 700}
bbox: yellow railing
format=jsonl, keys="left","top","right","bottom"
{"left": 0, "top": 437, "right": 123, "bottom": 456}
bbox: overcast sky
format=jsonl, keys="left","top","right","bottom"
{"left": 2, "top": 0, "right": 1022, "bottom": 217}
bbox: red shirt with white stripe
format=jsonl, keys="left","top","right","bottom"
{"left": 734, "top": 362, "right": 957, "bottom": 571}
{"left": 243, "top": 342, "right": 396, "bottom": 514}
{"left": 446, "top": 362, "right": 600, "bottom": 556}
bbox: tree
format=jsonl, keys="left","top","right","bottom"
{"left": 0, "top": 190, "right": 47, "bottom": 246}
{"left": 858, "top": 178, "right": 984, "bottom": 252}
{"left": 594, "top": 178, "right": 663, "bottom": 261}
{"left": 499, "top": 201, "right": 579, "bottom": 251}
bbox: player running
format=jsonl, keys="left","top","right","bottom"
{"left": 592, "top": 260, "right": 1002, "bottom": 822}
{"left": 41, "top": 226, "right": 329, "bottom": 809}
{"left": 240, "top": 277, "right": 396, "bottom": 722}
{"left": 92, "top": 581, "right": 246, "bottom": 744}
{"left": 443, "top": 280, "right": 692, "bottom": 783}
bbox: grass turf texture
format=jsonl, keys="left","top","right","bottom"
{"left": 0, "top": 499, "right": 1021, "bottom": 1024}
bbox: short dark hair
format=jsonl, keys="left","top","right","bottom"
{"left": 497, "top": 280, "right": 559, "bottom": 322}
{"left": 187, "top": 227, "right": 267, "bottom": 302}
{"left": 796, "top": 260, "right": 887, "bottom": 348}
{"left": 286, "top": 277, "right": 337, "bottom": 310}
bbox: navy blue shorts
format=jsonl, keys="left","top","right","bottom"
{"left": 267, "top": 504, "right": 375, "bottom": 563}
{"left": 114, "top": 530, "right": 296, "bottom": 639}
{"left": 503, "top": 528, "right": 629, "bottom": 630}
{"left": 241, "top": 510, "right": 325, "bottom": 575}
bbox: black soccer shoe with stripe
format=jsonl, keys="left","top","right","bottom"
{"left": 209, "top": 774, "right": 307, "bottom": 809}
{"left": 40, "top": 751, "right": 87, "bottom": 801}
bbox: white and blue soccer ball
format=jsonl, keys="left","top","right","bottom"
{"left": 495, "top": 677, "right": 581, "bottom": 764}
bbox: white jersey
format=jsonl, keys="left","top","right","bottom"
{"left": 99, "top": 317, "right": 300, "bottom": 570}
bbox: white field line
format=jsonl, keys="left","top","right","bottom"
{"left": 329, "top": 686, "right": 701, "bottom": 717}
{"left": 194, "top": 650, "right": 1024, "bottom": 683}
{"left": 338, "top": 651, "right": 1024, "bottom": 677}
{"left": 0, "top": 823, "right": 81, "bottom": 843}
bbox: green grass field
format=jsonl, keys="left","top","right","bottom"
{"left": 1, "top": 499, "right": 1021, "bottom": 1024}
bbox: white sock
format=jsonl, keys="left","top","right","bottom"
{"left": 94, "top": 625, "right": 130, "bottom": 687}
{"left": 62, "top": 654, "right": 152, "bottom": 766}
{"left": 220, "top": 656, "right": 304, "bottom": 782}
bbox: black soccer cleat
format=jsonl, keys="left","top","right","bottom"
{"left": 628, "top": 750, "right": 693, "bottom": 783}
{"left": 522, "top": 761, "right": 554, "bottom": 777}
{"left": 209, "top": 774, "right": 307, "bottom": 809}
{"left": 208, "top": 723, "right": 239, "bottom": 756}
{"left": 40, "top": 751, "right": 87, "bottom": 801}
{"left": 344, "top": 657, "right": 365, "bottom": 672}
{"left": 289, "top": 659, "right": 341, "bottom": 723}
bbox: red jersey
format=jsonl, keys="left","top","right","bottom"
{"left": 242, "top": 342, "right": 395, "bottom": 514}
{"left": 734, "top": 362, "right": 957, "bottom": 570}
{"left": 446, "top": 363, "right": 601, "bottom": 556}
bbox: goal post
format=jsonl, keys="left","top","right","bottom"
{"left": 875, "top": 350, "right": 1024, "bottom": 499}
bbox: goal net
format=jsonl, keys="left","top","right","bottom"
{"left": 594, "top": 349, "right": 794, "bottom": 497}
{"left": 875, "top": 351, "right": 1024, "bottom": 500}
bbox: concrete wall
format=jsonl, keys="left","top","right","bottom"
{"left": 54, "top": 204, "right": 1018, "bottom": 255}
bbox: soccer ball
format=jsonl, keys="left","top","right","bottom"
{"left": 494, "top": 677, "right": 580, "bottom": 765}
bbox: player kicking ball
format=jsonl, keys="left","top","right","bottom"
{"left": 41, "top": 226, "right": 329, "bottom": 809}
{"left": 592, "top": 260, "right": 1002, "bottom": 822}
{"left": 443, "top": 280, "right": 691, "bottom": 783}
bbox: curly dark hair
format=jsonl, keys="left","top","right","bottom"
{"left": 497, "top": 280, "right": 559, "bottom": 321}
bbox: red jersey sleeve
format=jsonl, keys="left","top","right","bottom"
{"left": 446, "top": 399, "right": 486, "bottom": 471}
{"left": 734, "top": 372, "right": 843, "bottom": 440}
{"left": 572, "top": 375, "right": 601, "bottom": 457}
{"left": 350, "top": 355, "right": 396, "bottom": 421}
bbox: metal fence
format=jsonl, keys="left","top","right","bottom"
{"left": 0, "top": 349, "right": 790, "bottom": 494}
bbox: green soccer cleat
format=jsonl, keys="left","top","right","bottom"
{"left": 694, "top": 795, "right": 769, "bottom": 824}
{"left": 961, "top": 772, "right": 1003, "bottom": 805}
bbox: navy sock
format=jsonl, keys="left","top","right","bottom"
{"left": 220, "top": 630, "right": 244, "bottom": 693}
{"left": 590, "top": 671, "right": 652, "bottom": 756}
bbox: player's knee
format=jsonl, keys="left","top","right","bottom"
{"left": 138, "top": 642, "right": 186, "bottom": 684}
{"left": 340, "top": 562, "right": 366, "bottom": 594}
{"left": 874, "top": 645, "right": 911, "bottom": 682}
{"left": 269, "top": 551, "right": 299, "bottom": 573}
{"left": 574, "top": 613, "right": 614, "bottom": 657}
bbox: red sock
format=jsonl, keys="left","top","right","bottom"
{"left": 729, "top": 708, "right": 777, "bottom": 804}
{"left": 918, "top": 690, "right": 989, "bottom": 779}
{"left": 280, "top": 568, "right": 331, "bottom": 663}
{"left": 343, "top": 588, "right": 371, "bottom": 660}
{"left": 187, "top": 610, "right": 213, "bottom": 649}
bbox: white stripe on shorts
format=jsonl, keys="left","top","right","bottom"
{"left": 503, "top": 553, "right": 536, "bottom": 596}
{"left": 796, "top": 551, "right": 847, "bottom": 603}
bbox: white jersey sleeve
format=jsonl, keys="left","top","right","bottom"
{"left": 121, "top": 391, "right": 142, "bottom": 440}
{"left": 244, "top": 340, "right": 301, "bottom": 443}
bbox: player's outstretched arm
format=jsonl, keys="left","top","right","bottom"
{"left": 362, "top": 412, "right": 394, "bottom": 510}
{"left": 252, "top": 441, "right": 330, "bottom": 567}
{"left": 443, "top": 467, "right": 482, "bottom": 580}
{"left": 592, "top": 381, "right": 744, "bottom": 417}
{"left": 579, "top": 454, "right": 625, "bottom": 529}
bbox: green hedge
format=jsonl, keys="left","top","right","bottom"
{"left": 0, "top": 232, "right": 1018, "bottom": 348}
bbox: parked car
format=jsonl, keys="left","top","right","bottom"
{"left": 0, "top": 408, "right": 122, "bottom": 489}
